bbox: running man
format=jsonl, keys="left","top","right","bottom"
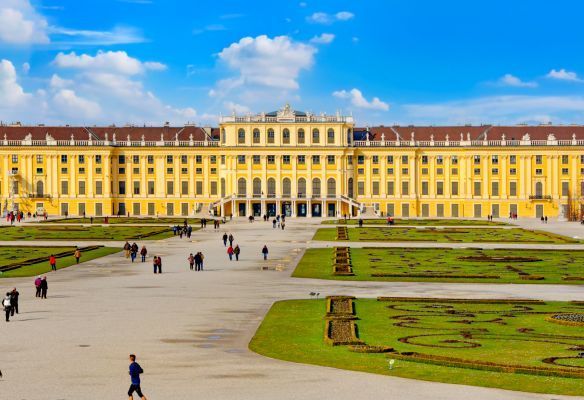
{"left": 128, "top": 354, "right": 147, "bottom": 400}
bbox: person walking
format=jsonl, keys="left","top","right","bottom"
{"left": 49, "top": 254, "right": 57, "bottom": 272}
{"left": 193, "top": 252, "right": 200, "bottom": 271}
{"left": 128, "top": 354, "right": 148, "bottom": 400}
{"left": 262, "top": 245, "right": 269, "bottom": 260}
{"left": 34, "top": 276, "right": 42, "bottom": 297}
{"left": 40, "top": 277, "right": 48, "bottom": 299}
{"left": 156, "top": 256, "right": 162, "bottom": 274}
{"left": 198, "top": 252, "right": 204, "bottom": 271}
{"left": 281, "top": 222, "right": 285, "bottom": 230}
{"left": 228, "top": 234, "right": 234, "bottom": 247}
{"left": 3, "top": 292, "right": 12, "bottom": 322}
{"left": 188, "top": 253, "right": 195, "bottom": 271}
{"left": 124, "top": 242, "right": 131, "bottom": 258}
{"left": 10, "top": 288, "right": 19, "bottom": 316}
{"left": 74, "top": 248, "right": 81, "bottom": 264}
{"left": 234, "top": 245, "right": 240, "bottom": 261}
{"left": 227, "top": 245, "right": 234, "bottom": 261}
{"left": 222, "top": 233, "right": 228, "bottom": 247}
{"left": 140, "top": 246, "right": 147, "bottom": 262}
{"left": 152, "top": 256, "right": 158, "bottom": 274}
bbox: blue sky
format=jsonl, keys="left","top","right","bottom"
{"left": 1, "top": 0, "right": 584, "bottom": 126}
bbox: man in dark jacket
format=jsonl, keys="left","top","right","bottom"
{"left": 40, "top": 277, "right": 48, "bottom": 299}
{"left": 10, "top": 288, "right": 19, "bottom": 315}
{"left": 128, "top": 354, "right": 147, "bottom": 399}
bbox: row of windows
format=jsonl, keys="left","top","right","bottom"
{"left": 235, "top": 128, "right": 336, "bottom": 144}
{"left": 356, "top": 167, "right": 579, "bottom": 176}
{"left": 12, "top": 155, "right": 219, "bottom": 165}
{"left": 53, "top": 180, "right": 216, "bottom": 196}
{"left": 236, "top": 154, "right": 337, "bottom": 165}
{"left": 56, "top": 202, "right": 203, "bottom": 217}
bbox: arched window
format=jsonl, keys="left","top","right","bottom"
{"left": 267, "top": 178, "right": 276, "bottom": 197}
{"left": 282, "top": 178, "right": 291, "bottom": 197}
{"left": 36, "top": 180, "right": 44, "bottom": 196}
{"left": 297, "top": 128, "right": 305, "bottom": 144}
{"left": 253, "top": 128, "right": 260, "bottom": 144}
{"left": 237, "top": 178, "right": 247, "bottom": 196}
{"left": 220, "top": 178, "right": 226, "bottom": 197}
{"left": 312, "top": 128, "right": 320, "bottom": 143}
{"left": 298, "top": 178, "right": 306, "bottom": 198}
{"left": 312, "top": 178, "right": 321, "bottom": 198}
{"left": 327, "top": 178, "right": 336, "bottom": 197}
{"left": 237, "top": 128, "right": 246, "bottom": 144}
{"left": 348, "top": 178, "right": 354, "bottom": 198}
{"left": 282, "top": 128, "right": 290, "bottom": 144}
{"left": 535, "top": 182, "right": 543, "bottom": 197}
{"left": 327, "top": 128, "right": 335, "bottom": 144}
{"left": 221, "top": 128, "right": 226, "bottom": 144}
{"left": 253, "top": 178, "right": 262, "bottom": 197}
{"left": 267, "top": 128, "right": 275, "bottom": 144}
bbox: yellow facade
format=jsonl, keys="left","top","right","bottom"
{"left": 1, "top": 105, "right": 583, "bottom": 219}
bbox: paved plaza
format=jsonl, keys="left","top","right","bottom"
{"left": 1, "top": 218, "right": 584, "bottom": 399}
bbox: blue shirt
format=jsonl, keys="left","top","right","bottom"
{"left": 129, "top": 362, "right": 143, "bottom": 385}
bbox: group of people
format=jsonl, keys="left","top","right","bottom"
{"left": 172, "top": 225, "right": 194, "bottom": 239}
{"left": 34, "top": 276, "right": 49, "bottom": 299}
{"left": 187, "top": 252, "right": 205, "bottom": 270}
{"left": 540, "top": 215, "right": 549, "bottom": 223}
{"left": 271, "top": 215, "right": 286, "bottom": 230}
{"left": 3, "top": 288, "right": 19, "bottom": 322}
{"left": 123, "top": 242, "right": 148, "bottom": 262}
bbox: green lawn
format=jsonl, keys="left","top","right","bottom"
{"left": 313, "top": 226, "right": 578, "bottom": 243}
{"left": 41, "top": 217, "right": 212, "bottom": 225}
{"left": 250, "top": 298, "right": 584, "bottom": 396}
{"left": 324, "top": 218, "right": 509, "bottom": 226}
{"left": 293, "top": 247, "right": 584, "bottom": 284}
{"left": 0, "top": 225, "right": 173, "bottom": 240}
{"left": 0, "top": 246, "right": 120, "bottom": 277}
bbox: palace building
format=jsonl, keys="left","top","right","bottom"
{"left": 1, "top": 104, "right": 584, "bottom": 219}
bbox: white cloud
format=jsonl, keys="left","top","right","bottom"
{"left": 215, "top": 35, "right": 316, "bottom": 93}
{"left": 0, "top": 0, "right": 49, "bottom": 44}
{"left": 223, "top": 101, "right": 250, "bottom": 114}
{"left": 49, "top": 26, "right": 146, "bottom": 45}
{"left": 498, "top": 73, "right": 537, "bottom": 88}
{"left": 49, "top": 74, "right": 73, "bottom": 89}
{"left": 192, "top": 24, "right": 227, "bottom": 35}
{"left": 52, "top": 89, "right": 101, "bottom": 119}
{"left": 0, "top": 59, "right": 31, "bottom": 107}
{"left": 546, "top": 68, "right": 582, "bottom": 82}
{"left": 307, "top": 10, "right": 354, "bottom": 24}
{"left": 54, "top": 50, "right": 166, "bottom": 75}
{"left": 310, "top": 33, "right": 335, "bottom": 44}
{"left": 333, "top": 88, "right": 389, "bottom": 111}
{"left": 402, "top": 95, "right": 584, "bottom": 125}
{"left": 22, "top": 62, "right": 30, "bottom": 74}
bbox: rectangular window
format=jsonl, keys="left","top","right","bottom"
{"left": 78, "top": 181, "right": 86, "bottom": 195}
{"left": 436, "top": 181, "right": 444, "bottom": 195}
{"left": 473, "top": 155, "right": 481, "bottom": 165}
{"left": 36, "top": 167, "right": 43, "bottom": 174}
{"left": 118, "top": 181, "right": 126, "bottom": 195}
{"left": 451, "top": 168, "right": 458, "bottom": 175}
{"left": 298, "top": 155, "right": 305, "bottom": 165}
{"left": 372, "top": 155, "right": 379, "bottom": 164}
{"left": 210, "top": 168, "right": 217, "bottom": 174}
{"left": 436, "top": 204, "right": 444, "bottom": 217}
{"left": 133, "top": 203, "right": 141, "bottom": 216}
{"left": 357, "top": 168, "right": 364, "bottom": 175}
{"left": 61, "top": 167, "right": 68, "bottom": 174}
{"left": 167, "top": 203, "right": 174, "bottom": 216}
{"left": 402, "top": 203, "right": 409, "bottom": 217}
{"left": 210, "top": 181, "right": 217, "bottom": 196}
{"left": 402, "top": 168, "right": 409, "bottom": 175}
{"left": 436, "top": 156, "right": 443, "bottom": 165}
{"left": 562, "top": 155, "right": 569, "bottom": 164}
{"left": 421, "top": 168, "right": 428, "bottom": 175}
{"left": 133, "top": 155, "right": 139, "bottom": 164}
{"left": 402, "top": 181, "right": 409, "bottom": 196}
{"left": 118, "top": 155, "right": 125, "bottom": 164}
{"left": 253, "top": 155, "right": 260, "bottom": 164}
{"left": 510, "top": 155, "right": 516, "bottom": 165}
{"left": 36, "top": 155, "right": 43, "bottom": 163}
{"left": 181, "top": 155, "right": 188, "bottom": 164}
{"left": 61, "top": 155, "right": 67, "bottom": 163}
{"left": 133, "top": 181, "right": 140, "bottom": 195}
{"left": 312, "top": 155, "right": 320, "bottom": 164}
{"left": 492, "top": 181, "right": 499, "bottom": 196}
{"left": 357, "top": 181, "right": 365, "bottom": 196}
{"left": 421, "top": 181, "right": 429, "bottom": 195}
{"left": 357, "top": 155, "right": 364, "bottom": 165}
{"left": 510, "top": 168, "right": 517, "bottom": 175}
{"left": 372, "top": 181, "right": 379, "bottom": 195}
{"left": 436, "top": 168, "right": 443, "bottom": 175}
{"left": 401, "top": 155, "right": 408, "bottom": 164}
{"left": 509, "top": 181, "right": 517, "bottom": 196}
{"left": 166, "top": 181, "right": 174, "bottom": 195}
{"left": 96, "top": 167, "right": 102, "bottom": 174}
{"left": 562, "top": 168, "right": 569, "bottom": 175}
{"left": 372, "top": 168, "right": 379, "bottom": 175}
{"left": 474, "top": 168, "right": 481, "bottom": 175}
{"left": 195, "top": 155, "right": 202, "bottom": 164}
{"left": 78, "top": 168, "right": 85, "bottom": 174}
{"left": 451, "top": 204, "right": 459, "bottom": 217}
{"left": 181, "top": 168, "right": 188, "bottom": 174}
{"left": 148, "top": 168, "right": 154, "bottom": 174}
{"left": 166, "top": 168, "right": 173, "bottom": 174}
{"left": 451, "top": 156, "right": 458, "bottom": 165}
{"left": 491, "top": 155, "right": 498, "bottom": 164}
{"left": 387, "top": 155, "right": 394, "bottom": 164}
{"left": 268, "top": 155, "right": 275, "bottom": 164}
{"left": 148, "top": 181, "right": 155, "bottom": 195}
{"left": 147, "top": 155, "right": 154, "bottom": 164}
{"left": 474, "top": 181, "right": 481, "bottom": 196}
{"left": 536, "top": 155, "right": 543, "bottom": 165}
{"left": 386, "top": 203, "right": 395, "bottom": 216}
{"left": 283, "top": 155, "right": 291, "bottom": 164}
{"left": 61, "top": 181, "right": 69, "bottom": 195}
{"left": 451, "top": 181, "right": 459, "bottom": 196}
{"left": 133, "top": 168, "right": 140, "bottom": 174}
{"left": 95, "top": 181, "right": 103, "bottom": 195}
{"left": 238, "top": 155, "right": 245, "bottom": 164}
{"left": 181, "top": 181, "right": 188, "bottom": 195}
{"left": 298, "top": 129, "right": 305, "bottom": 144}
{"left": 95, "top": 203, "right": 103, "bottom": 216}
{"left": 196, "top": 181, "right": 203, "bottom": 195}
{"left": 119, "top": 168, "right": 126, "bottom": 174}
{"left": 166, "top": 155, "right": 173, "bottom": 164}
{"left": 327, "top": 155, "right": 335, "bottom": 165}
{"left": 95, "top": 155, "right": 102, "bottom": 164}
{"left": 535, "top": 169, "right": 543, "bottom": 175}
{"left": 210, "top": 156, "right": 217, "bottom": 164}
{"left": 421, "top": 155, "right": 428, "bottom": 164}
{"left": 387, "top": 168, "right": 394, "bottom": 175}
{"left": 387, "top": 181, "right": 394, "bottom": 195}
{"left": 562, "top": 181, "right": 569, "bottom": 196}
{"left": 492, "top": 168, "right": 499, "bottom": 175}
{"left": 147, "top": 203, "right": 155, "bottom": 216}
{"left": 78, "top": 203, "right": 85, "bottom": 216}
{"left": 221, "top": 155, "right": 225, "bottom": 165}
